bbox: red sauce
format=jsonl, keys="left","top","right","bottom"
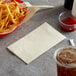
{"left": 61, "top": 17, "right": 76, "bottom": 31}
{"left": 11, "top": 0, "right": 23, "bottom": 3}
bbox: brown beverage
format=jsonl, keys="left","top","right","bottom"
{"left": 54, "top": 46, "right": 76, "bottom": 76}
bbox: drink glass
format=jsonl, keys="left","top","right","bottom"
{"left": 54, "top": 46, "right": 76, "bottom": 76}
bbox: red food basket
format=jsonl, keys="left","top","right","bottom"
{"left": 0, "top": 1, "right": 39, "bottom": 38}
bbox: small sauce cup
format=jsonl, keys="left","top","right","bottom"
{"left": 59, "top": 11, "right": 76, "bottom": 32}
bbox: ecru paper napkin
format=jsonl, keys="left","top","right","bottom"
{"left": 7, "top": 22, "right": 66, "bottom": 64}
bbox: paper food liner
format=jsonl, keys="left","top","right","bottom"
{"left": 21, "top": 2, "right": 40, "bottom": 24}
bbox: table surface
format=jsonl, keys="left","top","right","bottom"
{"left": 0, "top": 0, "right": 76, "bottom": 76}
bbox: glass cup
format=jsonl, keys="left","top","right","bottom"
{"left": 59, "top": 11, "right": 76, "bottom": 32}
{"left": 54, "top": 46, "right": 76, "bottom": 76}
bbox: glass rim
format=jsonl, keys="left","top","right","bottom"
{"left": 59, "top": 11, "right": 76, "bottom": 27}
{"left": 54, "top": 46, "right": 76, "bottom": 68}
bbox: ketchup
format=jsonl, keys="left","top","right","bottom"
{"left": 11, "top": 0, "right": 23, "bottom": 3}
{"left": 61, "top": 17, "right": 76, "bottom": 31}
{"left": 15, "top": 0, "right": 23, "bottom": 3}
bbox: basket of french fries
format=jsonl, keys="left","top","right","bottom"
{"left": 0, "top": 0, "right": 39, "bottom": 37}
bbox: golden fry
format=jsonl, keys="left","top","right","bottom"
{"left": 0, "top": 0, "right": 2, "bottom": 4}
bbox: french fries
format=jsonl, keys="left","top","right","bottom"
{"left": 0, "top": 0, "right": 27, "bottom": 33}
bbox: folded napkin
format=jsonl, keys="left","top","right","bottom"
{"left": 7, "top": 22, "right": 66, "bottom": 64}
